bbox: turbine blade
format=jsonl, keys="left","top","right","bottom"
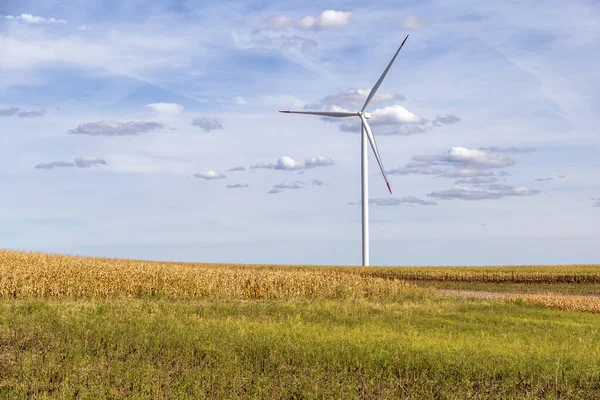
{"left": 361, "top": 35, "right": 409, "bottom": 113}
{"left": 360, "top": 115, "right": 392, "bottom": 194}
{"left": 279, "top": 110, "right": 358, "bottom": 118}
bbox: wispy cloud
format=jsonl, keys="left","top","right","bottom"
{"left": 16, "top": 110, "right": 45, "bottom": 118}
{"left": 74, "top": 156, "right": 108, "bottom": 168}
{"left": 34, "top": 161, "right": 75, "bottom": 170}
{"left": 268, "top": 181, "right": 305, "bottom": 194}
{"left": 68, "top": 121, "right": 163, "bottom": 136}
{"left": 228, "top": 166, "right": 246, "bottom": 172}
{"left": 438, "top": 169, "right": 496, "bottom": 178}
{"left": 191, "top": 117, "right": 224, "bottom": 132}
{"left": 226, "top": 184, "right": 248, "bottom": 189}
{"left": 274, "top": 182, "right": 304, "bottom": 189}
{"left": 433, "top": 114, "right": 461, "bottom": 125}
{"left": 413, "top": 147, "right": 515, "bottom": 169}
{"left": 428, "top": 185, "right": 539, "bottom": 201}
{"left": 387, "top": 163, "right": 444, "bottom": 176}
{"left": 480, "top": 146, "right": 535, "bottom": 154}
{"left": 370, "top": 197, "right": 438, "bottom": 206}
{"left": 0, "top": 107, "right": 44, "bottom": 118}
{"left": 0, "top": 107, "right": 20, "bottom": 117}
{"left": 350, "top": 196, "right": 437, "bottom": 206}
{"left": 5, "top": 14, "right": 66, "bottom": 24}
{"left": 402, "top": 15, "right": 423, "bottom": 30}
{"left": 256, "top": 15, "right": 295, "bottom": 32}
{"left": 35, "top": 157, "right": 107, "bottom": 170}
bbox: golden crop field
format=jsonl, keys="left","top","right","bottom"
{"left": 2, "top": 250, "right": 600, "bottom": 312}
{"left": 354, "top": 265, "right": 600, "bottom": 283}
{"left": 0, "top": 250, "right": 415, "bottom": 301}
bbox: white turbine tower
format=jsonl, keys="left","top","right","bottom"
{"left": 279, "top": 35, "right": 409, "bottom": 266}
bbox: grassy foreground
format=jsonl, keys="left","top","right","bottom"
{"left": 1, "top": 251, "right": 600, "bottom": 398}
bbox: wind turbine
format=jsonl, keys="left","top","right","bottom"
{"left": 279, "top": 35, "right": 409, "bottom": 266}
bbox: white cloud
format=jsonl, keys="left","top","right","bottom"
{"left": 68, "top": 121, "right": 163, "bottom": 136}
{"left": 299, "top": 10, "right": 352, "bottom": 30}
{"left": 402, "top": 15, "right": 423, "bottom": 30}
{"left": 339, "top": 105, "right": 427, "bottom": 135}
{"left": 252, "top": 156, "right": 334, "bottom": 171}
{"left": 191, "top": 117, "right": 224, "bottom": 132}
{"left": 146, "top": 102, "right": 183, "bottom": 116}
{"left": 275, "top": 156, "right": 303, "bottom": 170}
{"left": 305, "top": 156, "right": 334, "bottom": 168}
{"left": 5, "top": 14, "right": 67, "bottom": 24}
{"left": 446, "top": 147, "right": 515, "bottom": 168}
{"left": 193, "top": 170, "right": 226, "bottom": 180}
{"left": 256, "top": 10, "right": 351, "bottom": 33}
{"left": 368, "top": 105, "right": 424, "bottom": 125}
{"left": 428, "top": 185, "right": 539, "bottom": 201}
{"left": 413, "top": 147, "right": 515, "bottom": 169}
{"left": 274, "top": 155, "right": 334, "bottom": 170}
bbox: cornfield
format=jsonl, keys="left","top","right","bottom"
{"left": 0, "top": 250, "right": 414, "bottom": 300}
{"left": 355, "top": 266, "right": 600, "bottom": 284}
{"left": 503, "top": 293, "right": 600, "bottom": 313}
{"left": 2, "top": 250, "right": 600, "bottom": 313}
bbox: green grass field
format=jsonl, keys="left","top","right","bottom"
{"left": 1, "top": 251, "right": 600, "bottom": 398}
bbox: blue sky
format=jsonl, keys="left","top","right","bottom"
{"left": 1, "top": 0, "right": 599, "bottom": 265}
